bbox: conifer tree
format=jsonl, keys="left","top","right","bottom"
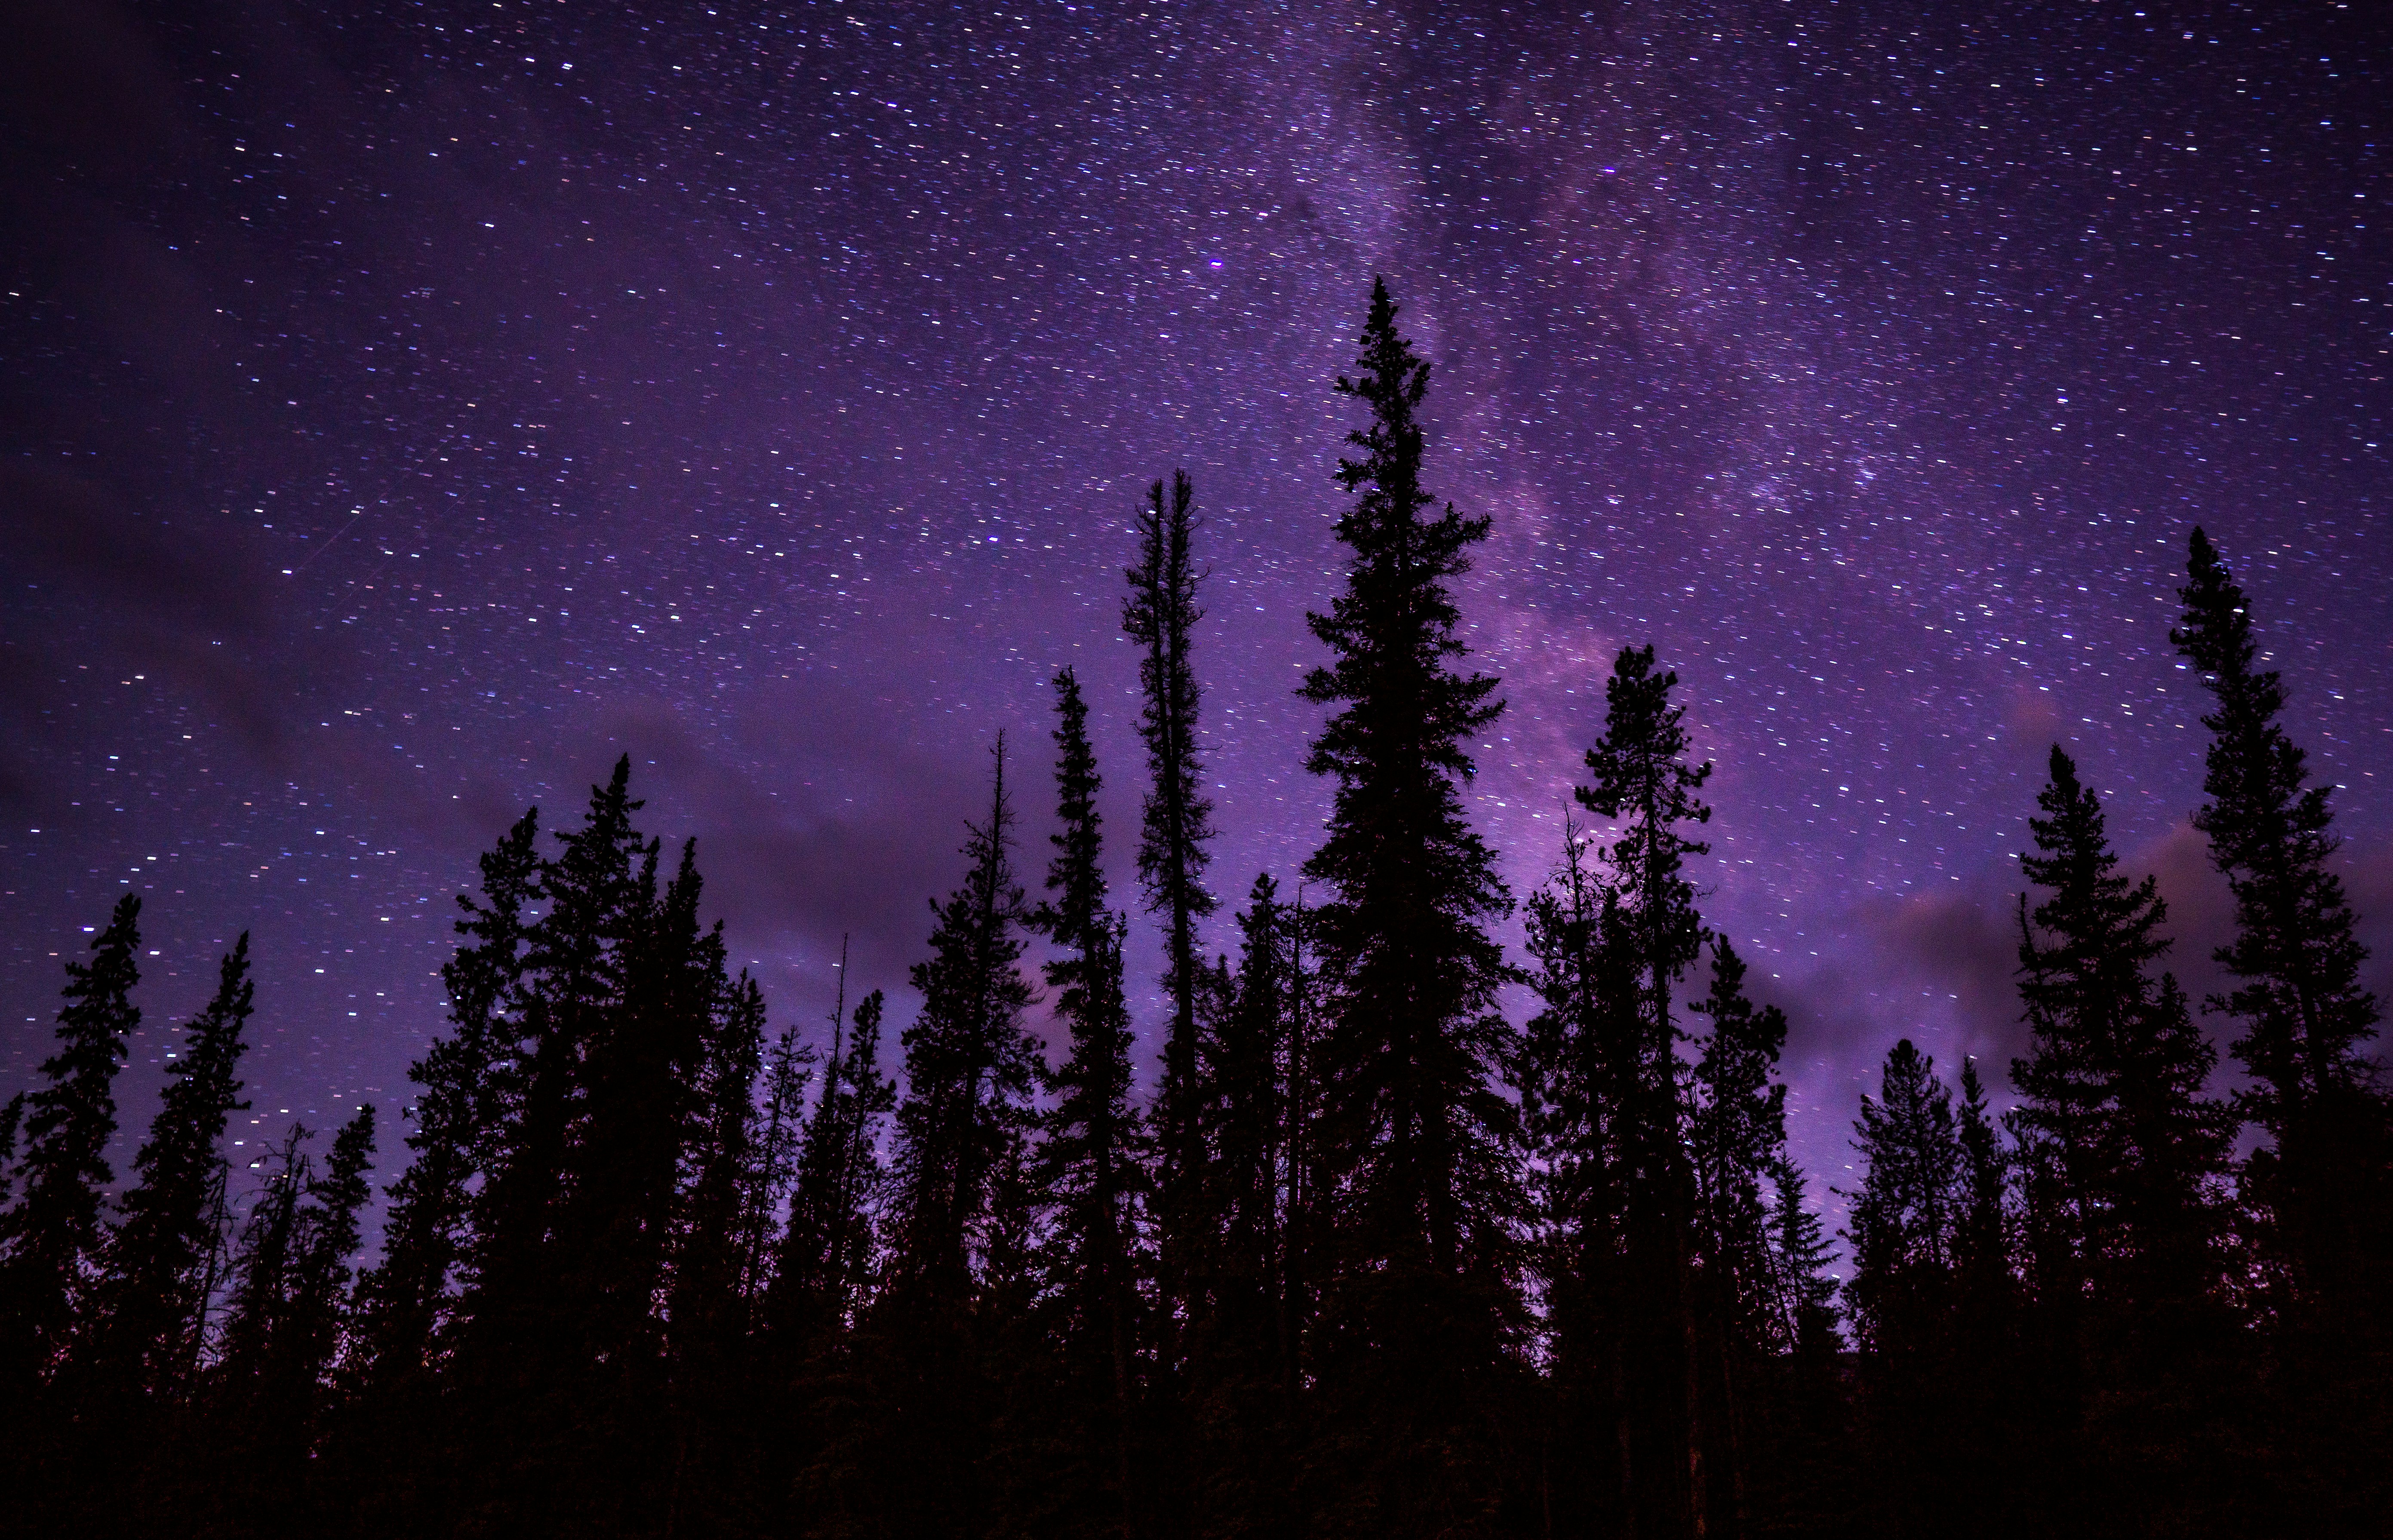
{"left": 1, "top": 896, "right": 144, "bottom": 1385}
{"left": 433, "top": 762, "right": 669, "bottom": 1532}
{"left": 82, "top": 932, "right": 255, "bottom": 1398}
{"left": 742, "top": 1025, "right": 814, "bottom": 1299}
{"left": 1200, "top": 874, "right": 1291, "bottom": 1325}
{"left": 221, "top": 1125, "right": 312, "bottom": 1381}
{"left": 1846, "top": 1039, "right": 1959, "bottom": 1349}
{"left": 294, "top": 1104, "right": 378, "bottom": 1370}
{"left": 2012, "top": 745, "right": 2224, "bottom": 1283}
{"left": 771, "top": 989, "right": 891, "bottom": 1337}
{"left": 223, "top": 1106, "right": 376, "bottom": 1533}
{"left": 1952, "top": 1059, "right": 2010, "bottom": 1297}
{"left": 878, "top": 760, "right": 1040, "bottom": 1540}
{"left": 1517, "top": 830, "right": 1644, "bottom": 1535}
{"left": 889, "top": 737, "right": 1040, "bottom": 1303}
{"left": 553, "top": 836, "right": 720, "bottom": 1368}
{"left": 2171, "top": 529, "right": 2386, "bottom": 1368}
{"left": 222, "top": 1108, "right": 378, "bottom": 1434}
{"left": 356, "top": 808, "right": 538, "bottom": 1381}
{"left": 1298, "top": 276, "right": 1521, "bottom": 1530}
{"left": 671, "top": 968, "right": 767, "bottom": 1359}
{"left": 463, "top": 761, "right": 650, "bottom": 1345}
{"left": 1123, "top": 470, "right": 1217, "bottom": 1315}
{"left": 665, "top": 969, "right": 768, "bottom": 1535}
{"left": 1180, "top": 876, "right": 1302, "bottom": 1536}
{"left": 1765, "top": 1160, "right": 1839, "bottom": 1356}
{"left": 1577, "top": 644, "right": 1716, "bottom": 1536}
{"left": 1028, "top": 671, "right": 1145, "bottom": 1411}
{"left": 1578, "top": 646, "right": 1713, "bottom": 1101}
{"left": 1845, "top": 1040, "right": 1972, "bottom": 1533}
{"left": 1691, "top": 935, "right": 1791, "bottom": 1347}
{"left": 2171, "top": 528, "right": 2381, "bottom": 1125}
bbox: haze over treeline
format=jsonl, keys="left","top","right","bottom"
{"left": 2, "top": 284, "right": 2387, "bottom": 1540}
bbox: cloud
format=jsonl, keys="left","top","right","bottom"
{"left": 0, "top": 465, "right": 310, "bottom": 805}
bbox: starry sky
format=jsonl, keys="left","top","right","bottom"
{"left": 3, "top": 0, "right": 2387, "bottom": 1219}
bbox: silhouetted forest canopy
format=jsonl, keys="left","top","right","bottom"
{"left": 3, "top": 282, "right": 2387, "bottom": 1540}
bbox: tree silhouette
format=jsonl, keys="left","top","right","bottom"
{"left": 82, "top": 933, "right": 255, "bottom": 1402}
{"left": 1123, "top": 469, "right": 1218, "bottom": 1343}
{"left": 1577, "top": 643, "right": 1716, "bottom": 1537}
{"left": 1, "top": 896, "right": 144, "bottom": 1391}
{"left": 1298, "top": 276, "right": 1522, "bottom": 1534}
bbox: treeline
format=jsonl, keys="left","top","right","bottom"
{"left": 2, "top": 282, "right": 2387, "bottom": 1539}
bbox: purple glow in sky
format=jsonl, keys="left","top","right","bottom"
{"left": 4, "top": 1, "right": 2387, "bottom": 1228}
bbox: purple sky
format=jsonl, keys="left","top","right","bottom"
{"left": 4, "top": 0, "right": 2388, "bottom": 1235}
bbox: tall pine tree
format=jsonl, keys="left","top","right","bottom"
{"left": 1123, "top": 468, "right": 1217, "bottom": 1323}
{"left": 1026, "top": 668, "right": 1147, "bottom": 1509}
{"left": 1298, "top": 277, "right": 1521, "bottom": 1533}
{"left": 2171, "top": 527, "right": 2389, "bottom": 1525}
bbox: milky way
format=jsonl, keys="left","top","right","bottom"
{"left": 3, "top": 1, "right": 2387, "bottom": 1225}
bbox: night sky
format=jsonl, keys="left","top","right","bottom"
{"left": 3, "top": 1, "right": 2387, "bottom": 1227}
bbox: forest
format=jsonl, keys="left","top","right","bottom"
{"left": 0, "top": 282, "right": 2385, "bottom": 1539}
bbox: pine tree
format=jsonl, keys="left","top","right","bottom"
{"left": 1765, "top": 1160, "right": 1839, "bottom": 1357}
{"left": 356, "top": 808, "right": 538, "bottom": 1382}
{"left": 222, "top": 1107, "right": 378, "bottom": 1434}
{"left": 1124, "top": 470, "right": 1218, "bottom": 1201}
{"left": 1846, "top": 1039, "right": 1959, "bottom": 1351}
{"left": 1952, "top": 1059, "right": 2010, "bottom": 1297}
{"left": 2172, "top": 528, "right": 2381, "bottom": 1126}
{"left": 665, "top": 968, "right": 768, "bottom": 1538}
{"left": 742, "top": 1025, "right": 814, "bottom": 1300}
{"left": 428, "top": 762, "right": 675, "bottom": 1534}
{"left": 221, "top": 1124, "right": 312, "bottom": 1382}
{"left": 889, "top": 737, "right": 1041, "bottom": 1304}
{"left": 878, "top": 747, "right": 1041, "bottom": 1540}
{"left": 1, "top": 896, "right": 144, "bottom": 1386}
{"left": 2170, "top": 529, "right": 2387, "bottom": 1379}
{"left": 1022, "top": 668, "right": 1147, "bottom": 1531}
{"left": 1516, "top": 827, "right": 1646, "bottom": 1537}
{"left": 671, "top": 968, "right": 766, "bottom": 1359}
{"left": 1297, "top": 276, "right": 1521, "bottom": 1531}
{"left": 1691, "top": 935, "right": 1791, "bottom": 1349}
{"left": 189, "top": 1104, "right": 372, "bottom": 1540}
{"left": 1845, "top": 1040, "right": 1972, "bottom": 1534}
{"left": 772, "top": 989, "right": 891, "bottom": 1340}
{"left": 2012, "top": 744, "right": 2230, "bottom": 1296}
{"left": 1577, "top": 646, "right": 1713, "bottom": 1103}
{"left": 293, "top": 1104, "right": 378, "bottom": 1374}
{"left": 1181, "top": 876, "right": 1302, "bottom": 1537}
{"left": 81, "top": 932, "right": 255, "bottom": 1399}
{"left": 554, "top": 836, "right": 722, "bottom": 1370}
{"left": 460, "top": 761, "right": 652, "bottom": 1364}
{"left": 1577, "top": 643, "right": 1716, "bottom": 1537}
{"left": 1199, "top": 874, "right": 1291, "bottom": 1329}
